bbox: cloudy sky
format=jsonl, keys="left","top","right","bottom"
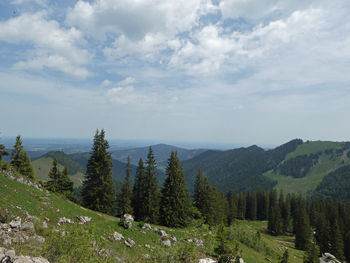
{"left": 1, "top": 0, "right": 350, "bottom": 146}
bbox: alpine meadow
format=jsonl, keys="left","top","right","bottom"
{"left": 1, "top": 0, "right": 350, "bottom": 263}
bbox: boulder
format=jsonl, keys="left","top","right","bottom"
{"left": 21, "top": 222, "right": 35, "bottom": 233}
{"left": 199, "top": 259, "right": 217, "bottom": 263}
{"left": 76, "top": 216, "right": 92, "bottom": 225}
{"left": 160, "top": 237, "right": 171, "bottom": 247}
{"left": 142, "top": 223, "right": 152, "bottom": 231}
{"left": 57, "top": 217, "right": 73, "bottom": 225}
{"left": 119, "top": 214, "right": 133, "bottom": 229}
{"left": 113, "top": 232, "right": 124, "bottom": 241}
{"left": 320, "top": 253, "right": 341, "bottom": 263}
{"left": 194, "top": 238, "right": 203, "bottom": 247}
{"left": 124, "top": 238, "right": 135, "bottom": 248}
{"left": 9, "top": 217, "right": 21, "bottom": 230}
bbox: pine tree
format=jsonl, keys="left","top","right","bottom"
{"left": 237, "top": 192, "right": 246, "bottom": 219}
{"left": 82, "top": 129, "right": 115, "bottom": 215}
{"left": 10, "top": 135, "right": 34, "bottom": 179}
{"left": 46, "top": 158, "right": 61, "bottom": 192}
{"left": 193, "top": 169, "right": 204, "bottom": 211}
{"left": 294, "top": 205, "right": 311, "bottom": 250}
{"left": 303, "top": 240, "right": 320, "bottom": 263}
{"left": 330, "top": 219, "right": 345, "bottom": 261}
{"left": 246, "top": 192, "right": 257, "bottom": 220}
{"left": 0, "top": 144, "right": 9, "bottom": 161}
{"left": 160, "top": 152, "right": 191, "bottom": 227}
{"left": 279, "top": 249, "right": 289, "bottom": 263}
{"left": 132, "top": 158, "right": 147, "bottom": 221}
{"left": 227, "top": 191, "right": 238, "bottom": 225}
{"left": 268, "top": 203, "right": 282, "bottom": 235}
{"left": 46, "top": 159, "right": 74, "bottom": 199}
{"left": 117, "top": 156, "right": 133, "bottom": 216}
{"left": 144, "top": 147, "right": 160, "bottom": 223}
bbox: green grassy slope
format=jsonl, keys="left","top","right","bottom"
{"left": 0, "top": 171, "right": 305, "bottom": 262}
{"left": 265, "top": 141, "right": 350, "bottom": 195}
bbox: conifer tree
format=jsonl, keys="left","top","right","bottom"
{"left": 303, "top": 240, "right": 320, "bottom": 263}
{"left": 330, "top": 219, "right": 345, "bottom": 261}
{"left": 82, "top": 129, "right": 115, "bottom": 215}
{"left": 268, "top": 203, "right": 282, "bottom": 235}
{"left": 160, "top": 152, "right": 191, "bottom": 227}
{"left": 279, "top": 249, "right": 289, "bottom": 263}
{"left": 10, "top": 135, "right": 34, "bottom": 179}
{"left": 193, "top": 169, "right": 204, "bottom": 210}
{"left": 144, "top": 147, "right": 160, "bottom": 223}
{"left": 237, "top": 192, "right": 246, "bottom": 219}
{"left": 117, "top": 156, "right": 133, "bottom": 216}
{"left": 132, "top": 158, "right": 147, "bottom": 221}
{"left": 246, "top": 192, "right": 257, "bottom": 220}
{"left": 0, "top": 144, "right": 9, "bottom": 161}
{"left": 46, "top": 159, "right": 74, "bottom": 199}
{"left": 294, "top": 205, "right": 311, "bottom": 250}
{"left": 227, "top": 191, "right": 238, "bottom": 225}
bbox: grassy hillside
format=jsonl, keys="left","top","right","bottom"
{"left": 265, "top": 141, "right": 350, "bottom": 195}
{"left": 0, "top": 171, "right": 306, "bottom": 263}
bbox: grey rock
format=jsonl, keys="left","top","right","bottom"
{"left": 112, "top": 232, "right": 124, "bottom": 241}
{"left": 199, "top": 259, "right": 217, "bottom": 263}
{"left": 22, "top": 222, "right": 34, "bottom": 233}
{"left": 5, "top": 249, "right": 16, "bottom": 258}
{"left": 57, "top": 217, "right": 73, "bottom": 225}
{"left": 119, "top": 214, "right": 133, "bottom": 229}
{"left": 194, "top": 238, "right": 203, "bottom": 247}
{"left": 142, "top": 223, "right": 152, "bottom": 231}
{"left": 124, "top": 238, "right": 135, "bottom": 248}
{"left": 76, "top": 216, "right": 91, "bottom": 225}
{"left": 9, "top": 217, "right": 21, "bottom": 229}
{"left": 160, "top": 238, "right": 171, "bottom": 247}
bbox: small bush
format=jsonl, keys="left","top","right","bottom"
{"left": 0, "top": 208, "right": 12, "bottom": 223}
{"left": 176, "top": 242, "right": 199, "bottom": 263}
{"left": 42, "top": 225, "right": 114, "bottom": 263}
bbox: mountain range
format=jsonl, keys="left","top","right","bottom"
{"left": 31, "top": 139, "right": 350, "bottom": 200}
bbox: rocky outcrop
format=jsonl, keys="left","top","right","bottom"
{"left": 76, "top": 216, "right": 91, "bottom": 225}
{"left": 124, "top": 238, "right": 135, "bottom": 248}
{"left": 57, "top": 217, "right": 73, "bottom": 226}
{"left": 0, "top": 215, "right": 45, "bottom": 246}
{"left": 199, "top": 258, "right": 217, "bottom": 263}
{"left": 320, "top": 253, "right": 341, "bottom": 263}
{"left": 119, "top": 214, "right": 133, "bottom": 229}
{"left": 1, "top": 170, "right": 42, "bottom": 191}
{"left": 0, "top": 247, "right": 49, "bottom": 263}
{"left": 112, "top": 232, "right": 124, "bottom": 241}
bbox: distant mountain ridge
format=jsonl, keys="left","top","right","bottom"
{"left": 112, "top": 143, "right": 206, "bottom": 168}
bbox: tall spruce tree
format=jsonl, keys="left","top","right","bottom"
{"left": 144, "top": 147, "right": 160, "bottom": 223}
{"left": 82, "top": 129, "right": 115, "bottom": 215}
{"left": 0, "top": 144, "right": 9, "bottom": 161}
{"left": 46, "top": 159, "right": 74, "bottom": 199}
{"left": 132, "top": 158, "right": 146, "bottom": 220}
{"left": 303, "top": 240, "right": 320, "bottom": 263}
{"left": 160, "top": 152, "right": 191, "bottom": 227}
{"left": 227, "top": 191, "right": 238, "bottom": 225}
{"left": 117, "top": 156, "right": 133, "bottom": 216}
{"left": 294, "top": 205, "right": 311, "bottom": 250}
{"left": 193, "top": 169, "right": 204, "bottom": 210}
{"left": 330, "top": 219, "right": 345, "bottom": 261}
{"left": 10, "top": 135, "right": 34, "bottom": 179}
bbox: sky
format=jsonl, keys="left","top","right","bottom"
{"left": 1, "top": 0, "right": 350, "bottom": 146}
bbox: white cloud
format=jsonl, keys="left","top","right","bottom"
{"left": 67, "top": 0, "right": 216, "bottom": 40}
{"left": 0, "top": 12, "right": 90, "bottom": 78}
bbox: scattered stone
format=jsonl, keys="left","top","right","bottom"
{"left": 0, "top": 247, "right": 49, "bottom": 263}
{"left": 265, "top": 257, "right": 272, "bottom": 262}
{"left": 42, "top": 221, "right": 48, "bottom": 229}
{"left": 119, "top": 214, "right": 134, "bottom": 229}
{"left": 43, "top": 217, "right": 50, "bottom": 222}
{"left": 57, "top": 217, "right": 73, "bottom": 225}
{"left": 194, "top": 238, "right": 203, "bottom": 247}
{"left": 22, "top": 221, "right": 35, "bottom": 233}
{"left": 24, "top": 211, "right": 34, "bottom": 221}
{"left": 124, "top": 238, "right": 135, "bottom": 248}
{"left": 15, "top": 206, "right": 22, "bottom": 210}
{"left": 199, "top": 258, "right": 217, "bottom": 263}
{"left": 239, "top": 258, "right": 245, "bottom": 263}
{"left": 142, "top": 223, "right": 152, "bottom": 231}
{"left": 160, "top": 237, "right": 171, "bottom": 247}
{"left": 143, "top": 254, "right": 151, "bottom": 259}
{"left": 9, "top": 217, "right": 21, "bottom": 230}
{"left": 115, "top": 256, "right": 123, "bottom": 263}
{"left": 113, "top": 231, "right": 124, "bottom": 241}
{"left": 145, "top": 244, "right": 151, "bottom": 249}
{"left": 320, "top": 253, "right": 341, "bottom": 263}
{"left": 141, "top": 230, "right": 146, "bottom": 234}
{"left": 169, "top": 236, "right": 177, "bottom": 242}
{"left": 76, "top": 216, "right": 92, "bottom": 224}
{"left": 185, "top": 238, "right": 193, "bottom": 243}
{"left": 55, "top": 209, "right": 60, "bottom": 213}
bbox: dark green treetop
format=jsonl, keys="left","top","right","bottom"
{"left": 10, "top": 135, "right": 34, "bottom": 179}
